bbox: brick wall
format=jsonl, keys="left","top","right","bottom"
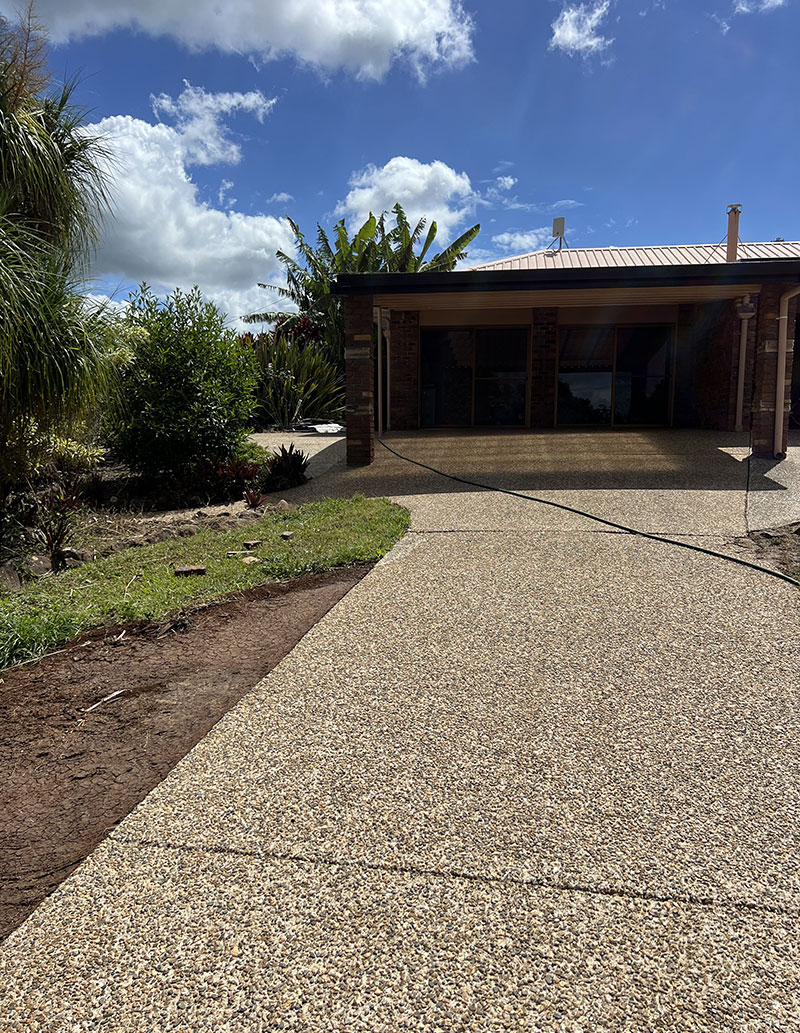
{"left": 530, "top": 308, "right": 557, "bottom": 427}
{"left": 673, "top": 300, "right": 751, "bottom": 431}
{"left": 344, "top": 294, "right": 374, "bottom": 465}
{"left": 703, "top": 299, "right": 739, "bottom": 430}
{"left": 751, "top": 283, "right": 797, "bottom": 457}
{"left": 389, "top": 311, "right": 419, "bottom": 429}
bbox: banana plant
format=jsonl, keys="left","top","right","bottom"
{"left": 244, "top": 204, "right": 480, "bottom": 367}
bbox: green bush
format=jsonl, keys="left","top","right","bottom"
{"left": 245, "top": 331, "right": 344, "bottom": 429}
{"left": 108, "top": 285, "right": 257, "bottom": 476}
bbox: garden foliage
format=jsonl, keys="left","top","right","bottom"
{"left": 244, "top": 325, "right": 344, "bottom": 428}
{"left": 108, "top": 285, "right": 257, "bottom": 477}
{"left": 245, "top": 203, "right": 481, "bottom": 367}
{"left": 0, "top": 8, "right": 114, "bottom": 496}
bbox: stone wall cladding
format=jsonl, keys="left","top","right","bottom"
{"left": 530, "top": 308, "right": 558, "bottom": 427}
{"left": 344, "top": 294, "right": 374, "bottom": 465}
{"left": 751, "top": 283, "right": 797, "bottom": 456}
{"left": 389, "top": 311, "right": 420, "bottom": 429}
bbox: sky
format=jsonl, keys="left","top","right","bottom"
{"left": 3, "top": 0, "right": 798, "bottom": 326}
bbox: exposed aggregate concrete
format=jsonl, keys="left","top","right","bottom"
{"left": 106, "top": 532, "right": 800, "bottom": 913}
{"left": 3, "top": 841, "right": 798, "bottom": 1032}
{"left": 2, "top": 430, "right": 800, "bottom": 1029}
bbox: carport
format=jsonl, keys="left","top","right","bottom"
{"left": 333, "top": 241, "right": 800, "bottom": 465}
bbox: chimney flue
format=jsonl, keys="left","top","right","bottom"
{"left": 726, "top": 204, "right": 742, "bottom": 262}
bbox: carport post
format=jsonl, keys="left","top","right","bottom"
{"left": 344, "top": 293, "right": 375, "bottom": 465}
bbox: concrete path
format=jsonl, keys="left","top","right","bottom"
{"left": 3, "top": 430, "right": 800, "bottom": 1031}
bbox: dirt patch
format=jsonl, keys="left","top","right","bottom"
{"left": 0, "top": 564, "right": 371, "bottom": 942}
{"left": 734, "top": 521, "right": 800, "bottom": 578}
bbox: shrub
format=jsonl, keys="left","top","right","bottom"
{"left": 0, "top": 421, "right": 105, "bottom": 489}
{"left": 108, "top": 285, "right": 257, "bottom": 477}
{"left": 267, "top": 443, "right": 309, "bottom": 489}
{"left": 244, "top": 331, "right": 344, "bottom": 429}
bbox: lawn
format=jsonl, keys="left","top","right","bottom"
{"left": 0, "top": 495, "right": 409, "bottom": 670}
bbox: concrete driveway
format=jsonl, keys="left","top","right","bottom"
{"left": 2, "top": 430, "right": 800, "bottom": 1031}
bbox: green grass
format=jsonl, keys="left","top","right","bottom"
{"left": 0, "top": 496, "right": 409, "bottom": 671}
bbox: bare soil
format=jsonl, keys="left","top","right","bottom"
{"left": 734, "top": 520, "right": 800, "bottom": 578}
{"left": 0, "top": 564, "right": 371, "bottom": 942}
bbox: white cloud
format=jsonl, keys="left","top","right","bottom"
{"left": 491, "top": 228, "right": 552, "bottom": 253}
{"left": 84, "top": 293, "right": 129, "bottom": 316}
{"left": 88, "top": 84, "right": 296, "bottom": 327}
{"left": 218, "top": 179, "right": 235, "bottom": 206}
{"left": 151, "top": 82, "right": 276, "bottom": 165}
{"left": 265, "top": 192, "right": 294, "bottom": 206}
{"left": 334, "top": 156, "right": 476, "bottom": 243}
{"left": 733, "top": 0, "right": 785, "bottom": 10}
{"left": 15, "top": 0, "right": 474, "bottom": 81}
{"left": 713, "top": 0, "right": 785, "bottom": 34}
{"left": 495, "top": 175, "right": 517, "bottom": 191}
{"left": 550, "top": 1, "right": 614, "bottom": 56}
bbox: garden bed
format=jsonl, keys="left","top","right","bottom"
{"left": 0, "top": 493, "right": 409, "bottom": 940}
{"left": 0, "top": 564, "right": 371, "bottom": 941}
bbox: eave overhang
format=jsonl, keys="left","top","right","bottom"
{"left": 332, "top": 259, "right": 800, "bottom": 297}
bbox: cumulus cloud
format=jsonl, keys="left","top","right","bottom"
{"left": 151, "top": 82, "right": 276, "bottom": 165}
{"left": 88, "top": 84, "right": 296, "bottom": 326}
{"left": 266, "top": 192, "right": 294, "bottom": 205}
{"left": 491, "top": 228, "right": 553, "bottom": 254}
{"left": 13, "top": 0, "right": 474, "bottom": 81}
{"left": 334, "top": 156, "right": 476, "bottom": 243}
{"left": 495, "top": 175, "right": 517, "bottom": 191}
{"left": 550, "top": 1, "right": 613, "bottom": 56}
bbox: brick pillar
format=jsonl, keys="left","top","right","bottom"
{"left": 344, "top": 294, "right": 374, "bottom": 465}
{"left": 530, "top": 308, "right": 557, "bottom": 427}
{"left": 389, "top": 311, "right": 419, "bottom": 429}
{"left": 751, "top": 283, "right": 796, "bottom": 457}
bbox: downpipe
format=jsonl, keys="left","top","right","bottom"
{"left": 774, "top": 284, "right": 800, "bottom": 459}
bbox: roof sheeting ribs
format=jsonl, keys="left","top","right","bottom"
{"left": 470, "top": 241, "right": 800, "bottom": 272}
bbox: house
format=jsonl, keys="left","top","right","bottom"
{"left": 333, "top": 214, "right": 800, "bottom": 465}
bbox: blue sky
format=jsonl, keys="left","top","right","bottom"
{"left": 4, "top": 0, "right": 797, "bottom": 324}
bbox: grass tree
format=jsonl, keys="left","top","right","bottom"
{"left": 0, "top": 5, "right": 113, "bottom": 494}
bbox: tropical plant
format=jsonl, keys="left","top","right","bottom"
{"left": 266, "top": 444, "right": 309, "bottom": 488}
{"left": 108, "top": 285, "right": 258, "bottom": 477}
{"left": 0, "top": 6, "right": 114, "bottom": 497}
{"left": 245, "top": 331, "right": 344, "bottom": 428}
{"left": 245, "top": 203, "right": 480, "bottom": 366}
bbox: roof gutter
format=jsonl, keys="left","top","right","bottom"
{"left": 774, "top": 285, "right": 800, "bottom": 459}
{"left": 332, "top": 259, "right": 800, "bottom": 296}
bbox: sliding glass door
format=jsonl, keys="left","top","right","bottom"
{"left": 421, "top": 327, "right": 529, "bottom": 427}
{"left": 557, "top": 324, "right": 673, "bottom": 427}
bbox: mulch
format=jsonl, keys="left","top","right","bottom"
{"left": 0, "top": 564, "right": 372, "bottom": 942}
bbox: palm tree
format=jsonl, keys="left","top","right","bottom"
{"left": 244, "top": 204, "right": 480, "bottom": 366}
{"left": 0, "top": 5, "right": 113, "bottom": 493}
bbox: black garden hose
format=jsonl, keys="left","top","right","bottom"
{"left": 377, "top": 437, "right": 800, "bottom": 589}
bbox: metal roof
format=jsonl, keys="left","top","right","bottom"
{"left": 469, "top": 241, "right": 800, "bottom": 272}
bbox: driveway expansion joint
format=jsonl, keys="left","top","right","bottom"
{"left": 113, "top": 834, "right": 800, "bottom": 920}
